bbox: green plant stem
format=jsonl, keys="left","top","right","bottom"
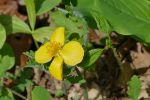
{"left": 31, "top": 30, "right": 39, "bottom": 49}
{"left": 62, "top": 81, "right": 68, "bottom": 100}
{"left": 33, "top": 38, "right": 39, "bottom": 49}
{"left": 8, "top": 88, "right": 27, "bottom": 100}
{"left": 106, "top": 32, "right": 126, "bottom": 84}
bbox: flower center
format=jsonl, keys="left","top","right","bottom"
{"left": 46, "top": 42, "right": 61, "bottom": 56}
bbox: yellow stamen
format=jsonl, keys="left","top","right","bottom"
{"left": 46, "top": 42, "right": 61, "bottom": 56}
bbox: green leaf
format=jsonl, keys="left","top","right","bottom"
{"left": 25, "top": 0, "right": 36, "bottom": 30}
{"left": 35, "top": 0, "right": 61, "bottom": 15}
{"left": 0, "top": 43, "right": 15, "bottom": 77}
{"left": 33, "top": 27, "right": 54, "bottom": 42}
{"left": 12, "top": 16, "right": 31, "bottom": 33}
{"left": 32, "top": 86, "right": 51, "bottom": 100}
{"left": 14, "top": 83, "right": 25, "bottom": 92}
{"left": 23, "top": 51, "right": 45, "bottom": 70}
{"left": 13, "top": 68, "right": 33, "bottom": 92}
{"left": 80, "top": 49, "right": 103, "bottom": 68}
{"left": 91, "top": 12, "right": 111, "bottom": 33}
{"left": 98, "top": 0, "right": 150, "bottom": 44}
{"left": 0, "top": 88, "right": 14, "bottom": 100}
{"left": 73, "top": 94, "right": 79, "bottom": 100}
{"left": 127, "top": 75, "right": 141, "bottom": 100}
{"left": 55, "top": 90, "right": 64, "bottom": 97}
{"left": 75, "top": 0, "right": 150, "bottom": 44}
{"left": 74, "top": 0, "right": 100, "bottom": 16}
{"left": 62, "top": 0, "right": 71, "bottom": 5}
{"left": 0, "top": 15, "right": 31, "bottom": 34}
{"left": 24, "top": 50, "right": 37, "bottom": 66}
{"left": 0, "top": 24, "right": 6, "bottom": 49}
{"left": 51, "top": 11, "right": 88, "bottom": 37}
{"left": 74, "top": 0, "right": 108, "bottom": 30}
{"left": 62, "top": 0, "right": 77, "bottom": 6}
{"left": 66, "top": 76, "right": 86, "bottom": 85}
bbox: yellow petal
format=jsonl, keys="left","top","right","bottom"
{"left": 35, "top": 42, "right": 53, "bottom": 63}
{"left": 50, "top": 27, "right": 65, "bottom": 46}
{"left": 60, "top": 41, "right": 84, "bottom": 66}
{"left": 49, "top": 56, "right": 63, "bottom": 80}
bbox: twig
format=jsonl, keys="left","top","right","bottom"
{"left": 75, "top": 67, "right": 82, "bottom": 77}
{"left": 33, "top": 68, "right": 42, "bottom": 84}
{"left": 26, "top": 84, "right": 32, "bottom": 100}
{"left": 9, "top": 88, "right": 27, "bottom": 100}
{"left": 75, "top": 67, "right": 89, "bottom": 99}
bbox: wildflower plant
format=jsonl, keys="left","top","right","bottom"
{"left": 35, "top": 27, "right": 84, "bottom": 80}
{"left": 0, "top": 0, "right": 149, "bottom": 99}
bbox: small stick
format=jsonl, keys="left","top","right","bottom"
{"left": 75, "top": 67, "right": 82, "bottom": 77}
{"left": 9, "top": 88, "right": 27, "bottom": 100}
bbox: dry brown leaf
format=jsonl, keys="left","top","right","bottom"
{"left": 130, "top": 43, "right": 150, "bottom": 69}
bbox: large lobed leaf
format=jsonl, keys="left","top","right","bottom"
{"left": 99, "top": 0, "right": 150, "bottom": 43}
{"left": 75, "top": 0, "right": 150, "bottom": 44}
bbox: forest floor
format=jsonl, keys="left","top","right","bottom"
{"left": 1, "top": 0, "right": 150, "bottom": 100}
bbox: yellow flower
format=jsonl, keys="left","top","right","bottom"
{"left": 35, "top": 27, "right": 84, "bottom": 80}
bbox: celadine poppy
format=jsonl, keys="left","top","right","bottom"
{"left": 35, "top": 27, "right": 84, "bottom": 80}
